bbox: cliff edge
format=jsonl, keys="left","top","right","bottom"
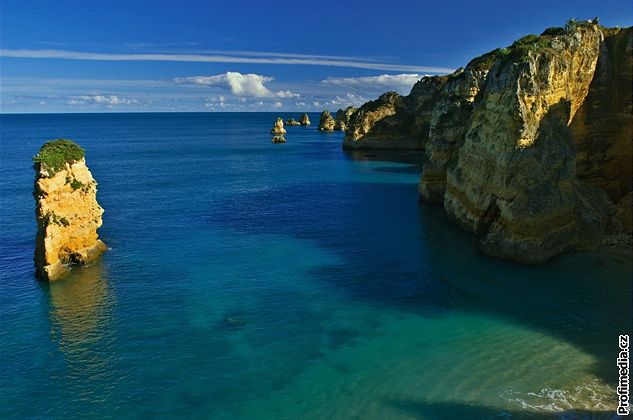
{"left": 346, "top": 19, "right": 633, "bottom": 263}
{"left": 33, "top": 139, "right": 107, "bottom": 281}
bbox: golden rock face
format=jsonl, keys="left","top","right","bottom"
{"left": 440, "top": 25, "right": 632, "bottom": 263}
{"left": 34, "top": 158, "right": 107, "bottom": 281}
{"left": 347, "top": 22, "right": 632, "bottom": 263}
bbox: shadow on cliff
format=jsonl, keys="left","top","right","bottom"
{"left": 205, "top": 172, "right": 631, "bottom": 387}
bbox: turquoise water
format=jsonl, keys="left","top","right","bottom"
{"left": 0, "top": 113, "right": 631, "bottom": 419}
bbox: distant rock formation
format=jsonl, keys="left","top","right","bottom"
{"left": 33, "top": 139, "right": 107, "bottom": 281}
{"left": 334, "top": 106, "right": 357, "bottom": 131}
{"left": 346, "top": 20, "right": 633, "bottom": 263}
{"left": 343, "top": 77, "right": 447, "bottom": 149}
{"left": 299, "top": 113, "right": 311, "bottom": 126}
{"left": 271, "top": 117, "right": 287, "bottom": 143}
{"left": 271, "top": 117, "right": 287, "bottom": 135}
{"left": 286, "top": 118, "right": 300, "bottom": 126}
{"left": 318, "top": 110, "right": 336, "bottom": 131}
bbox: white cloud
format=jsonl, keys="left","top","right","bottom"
{"left": 324, "top": 93, "right": 368, "bottom": 108}
{"left": 321, "top": 73, "right": 425, "bottom": 91}
{"left": 273, "top": 101, "right": 283, "bottom": 108}
{"left": 67, "top": 94, "right": 137, "bottom": 106}
{"left": 0, "top": 49, "right": 454, "bottom": 73}
{"left": 174, "top": 72, "right": 299, "bottom": 98}
{"left": 275, "top": 90, "right": 300, "bottom": 98}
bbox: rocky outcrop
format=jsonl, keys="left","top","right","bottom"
{"left": 419, "top": 52, "right": 498, "bottom": 202}
{"left": 334, "top": 106, "right": 357, "bottom": 131}
{"left": 33, "top": 139, "right": 107, "bottom": 281}
{"left": 271, "top": 117, "right": 287, "bottom": 135}
{"left": 343, "top": 77, "right": 448, "bottom": 150}
{"left": 286, "top": 118, "right": 300, "bottom": 126}
{"left": 440, "top": 22, "right": 632, "bottom": 263}
{"left": 349, "top": 20, "right": 632, "bottom": 263}
{"left": 271, "top": 117, "right": 287, "bottom": 143}
{"left": 299, "top": 113, "right": 311, "bottom": 126}
{"left": 318, "top": 110, "right": 336, "bottom": 131}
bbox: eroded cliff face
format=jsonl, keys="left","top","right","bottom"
{"left": 34, "top": 141, "right": 106, "bottom": 281}
{"left": 343, "top": 77, "right": 448, "bottom": 150}
{"left": 334, "top": 106, "right": 357, "bottom": 131}
{"left": 348, "top": 21, "right": 632, "bottom": 263}
{"left": 443, "top": 24, "right": 611, "bottom": 263}
{"left": 419, "top": 53, "right": 497, "bottom": 202}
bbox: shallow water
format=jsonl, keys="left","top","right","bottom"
{"left": 0, "top": 113, "right": 630, "bottom": 419}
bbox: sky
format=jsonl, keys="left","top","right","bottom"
{"left": 1, "top": 0, "right": 631, "bottom": 113}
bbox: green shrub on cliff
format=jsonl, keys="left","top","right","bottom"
{"left": 499, "top": 34, "right": 552, "bottom": 64}
{"left": 69, "top": 178, "right": 86, "bottom": 191}
{"left": 33, "top": 139, "right": 85, "bottom": 176}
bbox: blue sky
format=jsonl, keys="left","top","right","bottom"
{"left": 1, "top": 0, "right": 631, "bottom": 113}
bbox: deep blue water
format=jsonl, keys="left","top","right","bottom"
{"left": 0, "top": 113, "right": 631, "bottom": 419}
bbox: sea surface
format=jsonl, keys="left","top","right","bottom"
{"left": 0, "top": 113, "right": 631, "bottom": 419}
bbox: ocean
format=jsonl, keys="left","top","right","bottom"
{"left": 0, "top": 112, "right": 631, "bottom": 419}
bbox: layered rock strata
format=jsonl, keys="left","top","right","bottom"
{"left": 346, "top": 20, "right": 633, "bottom": 263}
{"left": 33, "top": 139, "right": 107, "bottom": 281}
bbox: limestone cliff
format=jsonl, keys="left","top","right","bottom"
{"left": 33, "top": 139, "right": 107, "bottom": 281}
{"left": 348, "top": 19, "right": 633, "bottom": 263}
{"left": 343, "top": 76, "right": 447, "bottom": 150}
{"left": 318, "top": 110, "right": 336, "bottom": 131}
{"left": 443, "top": 23, "right": 609, "bottom": 263}
{"left": 419, "top": 52, "right": 498, "bottom": 202}
{"left": 333, "top": 106, "right": 357, "bottom": 131}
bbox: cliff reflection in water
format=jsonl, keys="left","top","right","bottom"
{"left": 43, "top": 260, "right": 116, "bottom": 385}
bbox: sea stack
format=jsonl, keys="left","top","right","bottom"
{"left": 299, "top": 113, "right": 311, "bottom": 126}
{"left": 271, "top": 117, "right": 287, "bottom": 143}
{"left": 33, "top": 139, "right": 107, "bottom": 281}
{"left": 286, "top": 118, "right": 300, "bottom": 126}
{"left": 318, "top": 110, "right": 336, "bottom": 131}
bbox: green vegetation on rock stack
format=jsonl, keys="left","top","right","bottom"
{"left": 33, "top": 139, "right": 85, "bottom": 176}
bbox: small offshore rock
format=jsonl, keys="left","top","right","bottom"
{"left": 270, "top": 117, "right": 287, "bottom": 135}
{"left": 299, "top": 113, "right": 311, "bottom": 126}
{"left": 286, "top": 118, "right": 300, "bottom": 126}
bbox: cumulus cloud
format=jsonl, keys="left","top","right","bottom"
{"left": 173, "top": 72, "right": 299, "bottom": 98}
{"left": 321, "top": 73, "right": 425, "bottom": 91}
{"left": 67, "top": 94, "right": 137, "bottom": 106}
